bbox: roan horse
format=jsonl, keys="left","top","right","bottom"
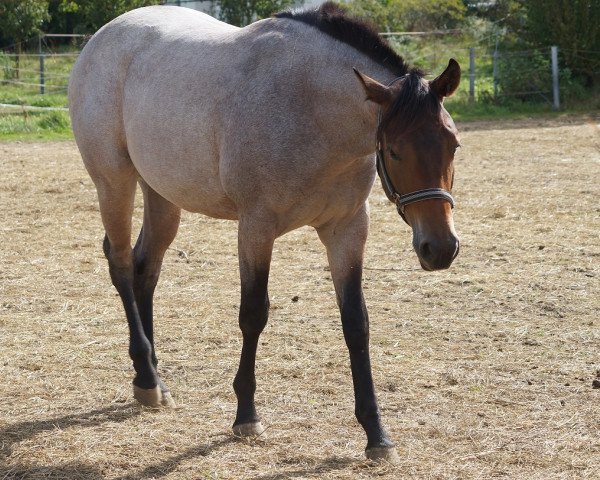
{"left": 69, "top": 2, "right": 461, "bottom": 462}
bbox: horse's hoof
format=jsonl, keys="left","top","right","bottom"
{"left": 133, "top": 385, "right": 167, "bottom": 408}
{"left": 160, "top": 390, "right": 176, "bottom": 408}
{"left": 365, "top": 446, "right": 400, "bottom": 464}
{"left": 232, "top": 421, "right": 265, "bottom": 438}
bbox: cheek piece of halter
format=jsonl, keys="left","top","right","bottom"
{"left": 375, "top": 78, "right": 455, "bottom": 225}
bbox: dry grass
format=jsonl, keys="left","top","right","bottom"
{"left": 1, "top": 115, "right": 599, "bottom": 479}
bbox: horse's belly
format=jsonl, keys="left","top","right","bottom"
{"left": 130, "top": 150, "right": 238, "bottom": 220}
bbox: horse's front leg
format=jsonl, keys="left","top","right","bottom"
{"left": 232, "top": 217, "right": 275, "bottom": 437}
{"left": 317, "top": 205, "right": 399, "bottom": 463}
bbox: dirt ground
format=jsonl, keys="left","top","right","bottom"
{"left": 1, "top": 116, "right": 599, "bottom": 479}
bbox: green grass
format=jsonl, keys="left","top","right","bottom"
{"left": 0, "top": 49, "right": 74, "bottom": 140}
{"left": 1, "top": 40, "right": 598, "bottom": 142}
{"left": 0, "top": 110, "right": 72, "bottom": 141}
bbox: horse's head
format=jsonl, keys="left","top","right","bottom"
{"left": 355, "top": 60, "right": 461, "bottom": 271}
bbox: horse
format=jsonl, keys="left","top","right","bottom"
{"left": 68, "top": 2, "right": 461, "bottom": 462}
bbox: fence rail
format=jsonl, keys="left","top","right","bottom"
{"left": 1, "top": 38, "right": 595, "bottom": 111}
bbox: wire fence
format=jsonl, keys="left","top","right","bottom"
{"left": 0, "top": 33, "right": 85, "bottom": 108}
{"left": 1, "top": 53, "right": 78, "bottom": 93}
{"left": 386, "top": 34, "right": 599, "bottom": 108}
{"left": 1, "top": 32, "right": 598, "bottom": 111}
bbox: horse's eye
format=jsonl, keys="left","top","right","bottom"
{"left": 388, "top": 149, "right": 401, "bottom": 162}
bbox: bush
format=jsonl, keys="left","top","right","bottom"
{"left": 492, "top": 49, "right": 588, "bottom": 106}
{"left": 495, "top": 49, "right": 552, "bottom": 103}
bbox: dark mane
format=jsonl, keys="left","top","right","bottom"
{"left": 274, "top": 2, "right": 415, "bottom": 77}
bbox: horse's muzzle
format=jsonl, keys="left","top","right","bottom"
{"left": 415, "top": 234, "right": 460, "bottom": 271}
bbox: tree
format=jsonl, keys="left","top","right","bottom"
{"left": 393, "top": 0, "right": 466, "bottom": 31}
{"left": 0, "top": 0, "right": 49, "bottom": 78}
{"left": 215, "top": 0, "right": 298, "bottom": 27}
{"left": 348, "top": 0, "right": 466, "bottom": 32}
{"left": 464, "top": 0, "right": 526, "bottom": 46}
{"left": 56, "top": 0, "right": 162, "bottom": 33}
{"left": 524, "top": 0, "right": 600, "bottom": 85}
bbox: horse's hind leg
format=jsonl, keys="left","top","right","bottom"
{"left": 88, "top": 153, "right": 173, "bottom": 407}
{"left": 92, "top": 164, "right": 160, "bottom": 405}
{"left": 132, "top": 181, "right": 181, "bottom": 407}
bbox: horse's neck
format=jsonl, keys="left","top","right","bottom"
{"left": 240, "top": 19, "right": 398, "bottom": 163}
{"left": 292, "top": 32, "right": 397, "bottom": 161}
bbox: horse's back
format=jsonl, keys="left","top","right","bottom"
{"left": 69, "top": 6, "right": 373, "bottom": 222}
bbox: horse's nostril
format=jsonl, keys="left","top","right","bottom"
{"left": 453, "top": 239, "right": 460, "bottom": 259}
{"left": 419, "top": 241, "right": 432, "bottom": 260}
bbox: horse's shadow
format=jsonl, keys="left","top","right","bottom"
{"left": 1, "top": 404, "right": 359, "bottom": 479}
{"left": 0, "top": 403, "right": 139, "bottom": 460}
{"left": 0, "top": 462, "right": 104, "bottom": 480}
{"left": 0, "top": 403, "right": 138, "bottom": 479}
{"left": 250, "top": 456, "right": 357, "bottom": 480}
{"left": 112, "top": 442, "right": 355, "bottom": 480}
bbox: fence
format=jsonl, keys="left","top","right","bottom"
{"left": 384, "top": 32, "right": 577, "bottom": 110}
{"left": 0, "top": 33, "right": 595, "bottom": 112}
{"left": 488, "top": 46, "right": 560, "bottom": 109}
{"left": 0, "top": 34, "right": 84, "bottom": 103}
{"left": 1, "top": 52, "right": 78, "bottom": 95}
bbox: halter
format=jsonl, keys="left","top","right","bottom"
{"left": 375, "top": 76, "right": 455, "bottom": 225}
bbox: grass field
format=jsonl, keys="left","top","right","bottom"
{"left": 2, "top": 32, "right": 599, "bottom": 141}
{"left": 1, "top": 115, "right": 599, "bottom": 479}
{"left": 0, "top": 51, "right": 72, "bottom": 140}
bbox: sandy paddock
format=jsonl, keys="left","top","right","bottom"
{"left": 0, "top": 116, "right": 599, "bottom": 479}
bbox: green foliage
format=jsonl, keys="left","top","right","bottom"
{"left": 464, "top": 0, "right": 525, "bottom": 44}
{"left": 495, "top": 50, "right": 552, "bottom": 103}
{"left": 54, "top": 0, "right": 162, "bottom": 33}
{"left": 345, "top": 0, "right": 399, "bottom": 31}
{"left": 0, "top": 0, "right": 50, "bottom": 43}
{"left": 215, "top": 0, "right": 298, "bottom": 27}
{"left": 0, "top": 109, "right": 72, "bottom": 140}
{"left": 524, "top": 0, "right": 600, "bottom": 85}
{"left": 348, "top": 0, "right": 466, "bottom": 32}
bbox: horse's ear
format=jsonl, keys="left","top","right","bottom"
{"left": 430, "top": 59, "right": 461, "bottom": 99}
{"left": 353, "top": 68, "right": 392, "bottom": 105}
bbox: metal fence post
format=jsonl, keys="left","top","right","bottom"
{"left": 39, "top": 54, "right": 45, "bottom": 95}
{"left": 469, "top": 47, "right": 475, "bottom": 102}
{"left": 493, "top": 50, "right": 499, "bottom": 98}
{"left": 38, "top": 35, "right": 45, "bottom": 95}
{"left": 551, "top": 46, "right": 560, "bottom": 110}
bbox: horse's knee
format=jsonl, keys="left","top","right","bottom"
{"left": 239, "top": 296, "right": 270, "bottom": 336}
{"left": 341, "top": 307, "right": 369, "bottom": 351}
{"left": 103, "top": 235, "right": 134, "bottom": 281}
{"left": 133, "top": 253, "right": 160, "bottom": 292}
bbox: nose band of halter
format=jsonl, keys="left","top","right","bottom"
{"left": 376, "top": 146, "right": 455, "bottom": 225}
